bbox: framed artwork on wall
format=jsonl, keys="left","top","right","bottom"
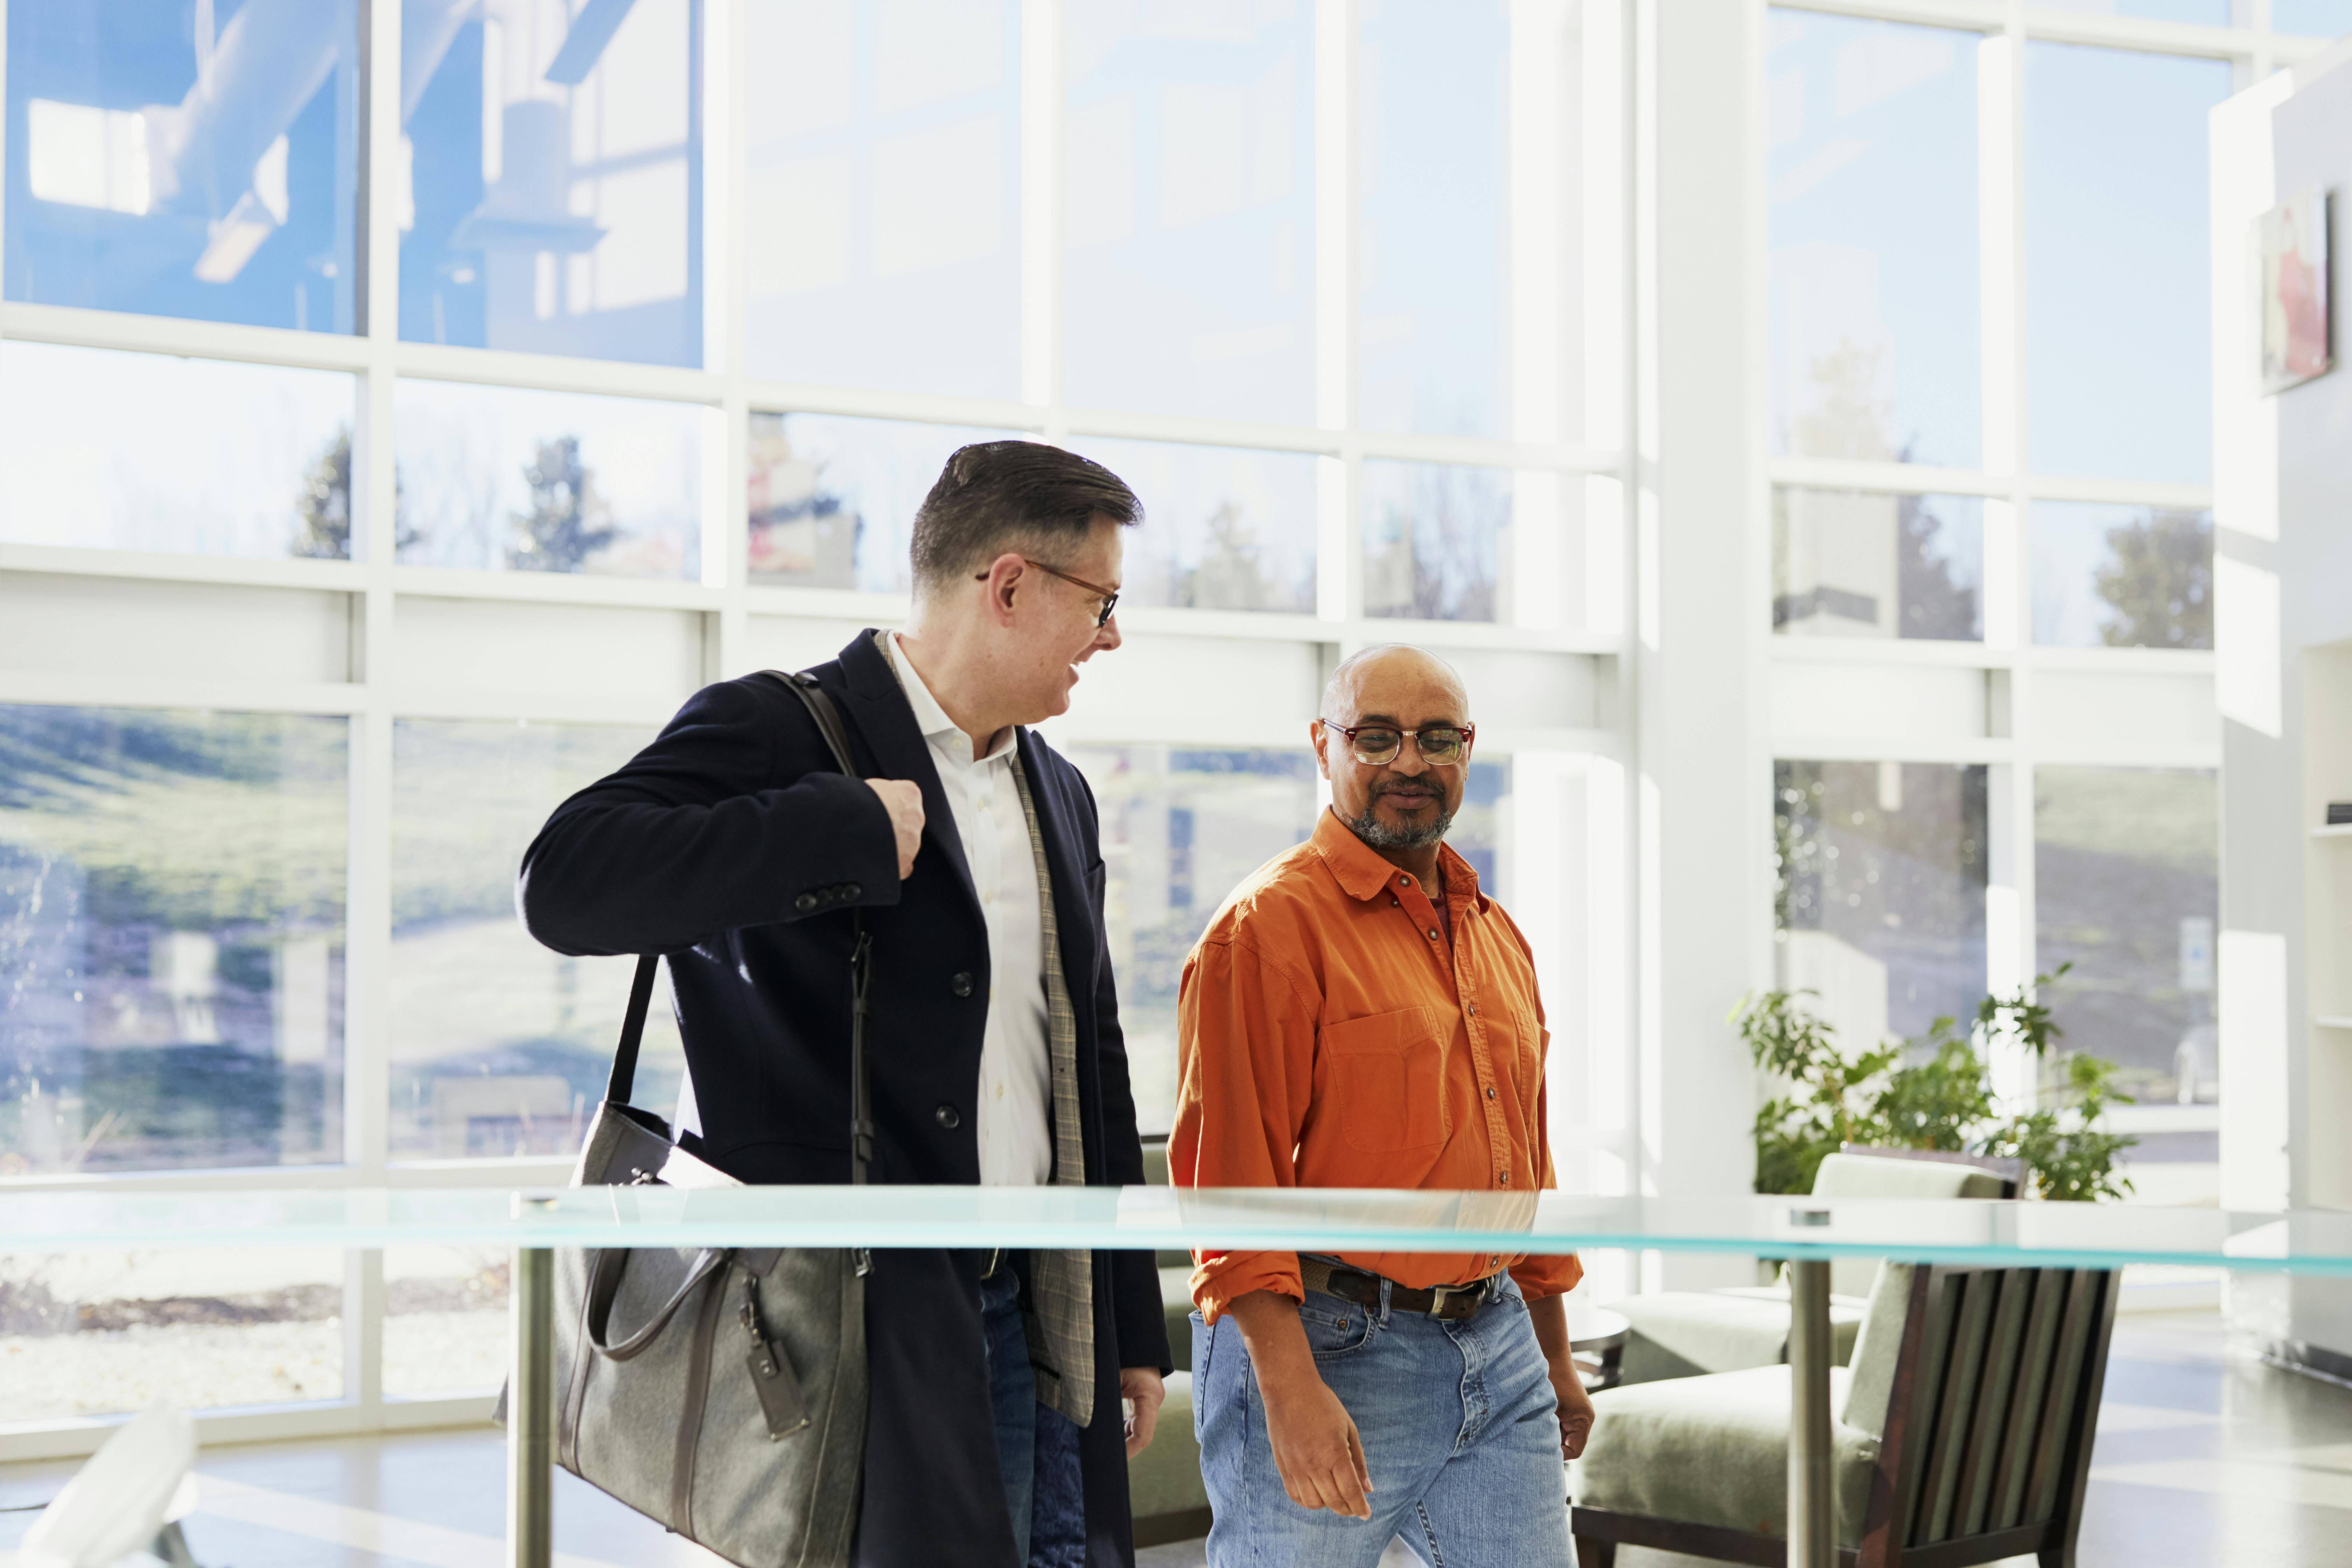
{"left": 2258, "top": 188, "right": 2331, "bottom": 394}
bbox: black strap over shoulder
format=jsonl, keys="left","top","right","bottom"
{"left": 606, "top": 668, "right": 877, "bottom": 1191}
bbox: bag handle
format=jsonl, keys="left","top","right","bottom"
{"left": 583, "top": 1244, "right": 730, "bottom": 1361}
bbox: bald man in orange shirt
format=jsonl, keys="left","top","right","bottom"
{"left": 1170, "top": 645, "right": 1592, "bottom": 1566}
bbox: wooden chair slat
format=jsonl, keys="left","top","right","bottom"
{"left": 2023, "top": 1269, "right": 2099, "bottom": 1524}
{"left": 1988, "top": 1267, "right": 2068, "bottom": 1531}
{"left": 1951, "top": 1268, "right": 2035, "bottom": 1539}
{"left": 1912, "top": 1270, "right": 1997, "bottom": 1546}
{"left": 1884, "top": 1269, "right": 1963, "bottom": 1558}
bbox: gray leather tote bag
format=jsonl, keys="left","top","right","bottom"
{"left": 548, "top": 671, "right": 874, "bottom": 1567}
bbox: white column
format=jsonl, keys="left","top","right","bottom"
{"left": 1633, "top": 0, "right": 1768, "bottom": 1286}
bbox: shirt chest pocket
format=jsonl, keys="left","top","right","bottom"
{"left": 1319, "top": 1006, "right": 1448, "bottom": 1155}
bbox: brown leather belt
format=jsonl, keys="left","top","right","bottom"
{"left": 1300, "top": 1258, "right": 1499, "bottom": 1322}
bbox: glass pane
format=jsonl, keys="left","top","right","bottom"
{"left": 1066, "top": 746, "right": 1322, "bottom": 1136}
{"left": 0, "top": 1247, "right": 342, "bottom": 1420}
{"left": 2035, "top": 766, "right": 2218, "bottom": 1122}
{"left": 384, "top": 1243, "right": 511, "bottom": 1397}
{"left": 395, "top": 380, "right": 702, "bottom": 578}
{"left": 401, "top": 0, "right": 701, "bottom": 367}
{"left": 0, "top": 706, "right": 347, "bottom": 1175}
{"left": 2025, "top": 44, "right": 2230, "bottom": 483}
{"left": 1357, "top": 0, "right": 1512, "bottom": 439}
{"left": 1773, "top": 760, "right": 1988, "bottom": 1046}
{"left": 389, "top": 719, "right": 682, "bottom": 1162}
{"left": 4, "top": 1, "right": 359, "bottom": 332}
{"left": 1063, "top": 1, "right": 1316, "bottom": 422}
{"left": 2034, "top": 0, "right": 2228, "bottom": 21}
{"left": 1767, "top": 11, "right": 1978, "bottom": 467}
{"left": 2275, "top": 0, "right": 2352, "bottom": 34}
{"left": 742, "top": 0, "right": 1023, "bottom": 399}
{"left": 1773, "top": 487, "right": 1983, "bottom": 642}
{"left": 0, "top": 342, "right": 356, "bottom": 560}
{"left": 1064, "top": 438, "right": 1316, "bottom": 613}
{"left": 2030, "top": 501, "right": 2213, "bottom": 649}
{"left": 1362, "top": 460, "right": 1506, "bottom": 623}
{"left": 748, "top": 412, "right": 1015, "bottom": 593}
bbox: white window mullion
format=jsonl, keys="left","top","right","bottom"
{"left": 1024, "top": 0, "right": 1064, "bottom": 442}
{"left": 711, "top": 0, "right": 751, "bottom": 677}
{"left": 1316, "top": 0, "right": 1357, "bottom": 624}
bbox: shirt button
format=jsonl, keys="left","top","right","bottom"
{"left": 1498, "top": 1171, "right": 1510, "bottom": 1186}
{"left": 1486, "top": 1087, "right": 1498, "bottom": 1100}
{"left": 1466, "top": 1002, "right": 1477, "bottom": 1016}
{"left": 1427, "top": 929, "right": 1440, "bottom": 941}
{"left": 951, "top": 972, "right": 974, "bottom": 997}
{"left": 936, "top": 1105, "right": 961, "bottom": 1130}
{"left": 994, "top": 1083, "right": 1005, "bottom": 1101}
{"left": 1391, "top": 897, "right": 1401, "bottom": 907}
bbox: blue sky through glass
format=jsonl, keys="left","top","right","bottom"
{"left": 2025, "top": 43, "right": 2228, "bottom": 484}
{"left": 1767, "top": 10, "right": 1979, "bottom": 468}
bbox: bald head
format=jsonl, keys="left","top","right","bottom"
{"left": 1320, "top": 644, "right": 1469, "bottom": 727}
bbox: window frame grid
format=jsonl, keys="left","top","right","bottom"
{"left": 1759, "top": 0, "right": 2260, "bottom": 1156}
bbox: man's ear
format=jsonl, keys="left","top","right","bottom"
{"left": 978, "top": 552, "right": 1027, "bottom": 625}
{"left": 1310, "top": 720, "right": 1330, "bottom": 780}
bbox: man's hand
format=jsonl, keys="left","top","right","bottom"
{"left": 863, "top": 778, "right": 924, "bottom": 879}
{"left": 1527, "top": 1289, "right": 1597, "bottom": 1461}
{"left": 1121, "top": 1367, "right": 1165, "bottom": 1458}
{"left": 1552, "top": 1362, "right": 1596, "bottom": 1461}
{"left": 1226, "top": 1291, "right": 1374, "bottom": 1520}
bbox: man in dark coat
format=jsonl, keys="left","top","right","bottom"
{"left": 517, "top": 441, "right": 1172, "bottom": 1568}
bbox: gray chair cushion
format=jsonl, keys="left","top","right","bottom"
{"left": 1809, "top": 1156, "right": 2001, "bottom": 1297}
{"left": 1127, "top": 1371, "right": 1209, "bottom": 1521}
{"left": 1614, "top": 1289, "right": 1867, "bottom": 1384}
{"left": 1570, "top": 1365, "right": 1881, "bottom": 1547}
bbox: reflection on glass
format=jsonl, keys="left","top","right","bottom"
{"left": 1357, "top": 0, "right": 1512, "bottom": 439}
{"left": 383, "top": 1243, "right": 510, "bottom": 1397}
{"left": 3, "top": 1, "right": 359, "bottom": 332}
{"left": 1774, "top": 761, "right": 1987, "bottom": 1046}
{"left": 401, "top": 0, "right": 701, "bottom": 367}
{"left": 2030, "top": 501, "right": 2212, "bottom": 650}
{"left": 0, "top": 707, "right": 347, "bottom": 1175}
{"left": 390, "top": 719, "right": 682, "bottom": 1161}
{"left": 2025, "top": 44, "right": 2228, "bottom": 483}
{"left": 1066, "top": 438, "right": 1315, "bottom": 613}
{"left": 1767, "top": 10, "right": 1977, "bottom": 467}
{"left": 0, "top": 1248, "right": 342, "bottom": 1420}
{"left": 1066, "top": 747, "right": 1322, "bottom": 1135}
{"left": 1063, "top": 1, "right": 1316, "bottom": 422}
{"left": 742, "top": 0, "right": 1022, "bottom": 398}
{"left": 748, "top": 412, "right": 1013, "bottom": 594}
{"left": 395, "top": 380, "right": 701, "bottom": 577}
{"left": 1773, "top": 488, "right": 1982, "bottom": 642}
{"left": 2035, "top": 767, "right": 2217, "bottom": 1113}
{"left": 0, "top": 342, "right": 356, "bottom": 560}
{"left": 1363, "top": 460, "right": 1505, "bottom": 623}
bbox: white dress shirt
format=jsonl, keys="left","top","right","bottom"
{"left": 887, "top": 633, "right": 1054, "bottom": 1188}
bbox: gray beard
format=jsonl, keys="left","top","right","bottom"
{"left": 1345, "top": 801, "right": 1454, "bottom": 851}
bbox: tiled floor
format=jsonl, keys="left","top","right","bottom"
{"left": 5, "top": 1310, "right": 2348, "bottom": 1567}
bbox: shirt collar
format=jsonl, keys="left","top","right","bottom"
{"left": 887, "top": 632, "right": 1017, "bottom": 764}
{"left": 1309, "top": 806, "right": 1483, "bottom": 906}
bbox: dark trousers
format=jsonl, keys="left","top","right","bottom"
{"left": 981, "top": 1257, "right": 1088, "bottom": 1567}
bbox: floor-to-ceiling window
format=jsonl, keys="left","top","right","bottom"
{"left": 0, "top": 0, "right": 1633, "bottom": 1451}
{"left": 1762, "top": 1, "right": 2337, "bottom": 1203}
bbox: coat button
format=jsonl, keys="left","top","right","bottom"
{"left": 951, "top": 972, "right": 974, "bottom": 997}
{"left": 842, "top": 882, "right": 860, "bottom": 900}
{"left": 936, "top": 1105, "right": 961, "bottom": 1130}
{"left": 794, "top": 892, "right": 819, "bottom": 913}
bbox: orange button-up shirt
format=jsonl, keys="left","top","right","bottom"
{"left": 1170, "top": 808, "right": 1582, "bottom": 1323}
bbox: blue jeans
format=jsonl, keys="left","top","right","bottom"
{"left": 1193, "top": 1266, "right": 1572, "bottom": 1567}
{"left": 980, "top": 1260, "right": 1087, "bottom": 1567}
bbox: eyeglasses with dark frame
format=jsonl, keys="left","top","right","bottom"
{"left": 1317, "top": 719, "right": 1476, "bottom": 768}
{"left": 975, "top": 556, "right": 1120, "bottom": 628}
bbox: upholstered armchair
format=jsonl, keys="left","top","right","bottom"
{"left": 1615, "top": 1150, "right": 2016, "bottom": 1384}
{"left": 1571, "top": 1260, "right": 2118, "bottom": 1568}
{"left": 1130, "top": 1139, "right": 1213, "bottom": 1546}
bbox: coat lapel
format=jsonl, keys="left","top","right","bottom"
{"left": 836, "top": 630, "right": 979, "bottom": 916}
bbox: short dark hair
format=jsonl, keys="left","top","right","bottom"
{"left": 909, "top": 441, "right": 1142, "bottom": 591}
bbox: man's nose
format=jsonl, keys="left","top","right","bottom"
{"left": 1389, "top": 743, "right": 1431, "bottom": 778}
{"left": 1092, "top": 614, "right": 1122, "bottom": 654}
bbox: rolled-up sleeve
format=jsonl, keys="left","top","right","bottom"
{"left": 1168, "top": 934, "right": 1320, "bottom": 1324}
